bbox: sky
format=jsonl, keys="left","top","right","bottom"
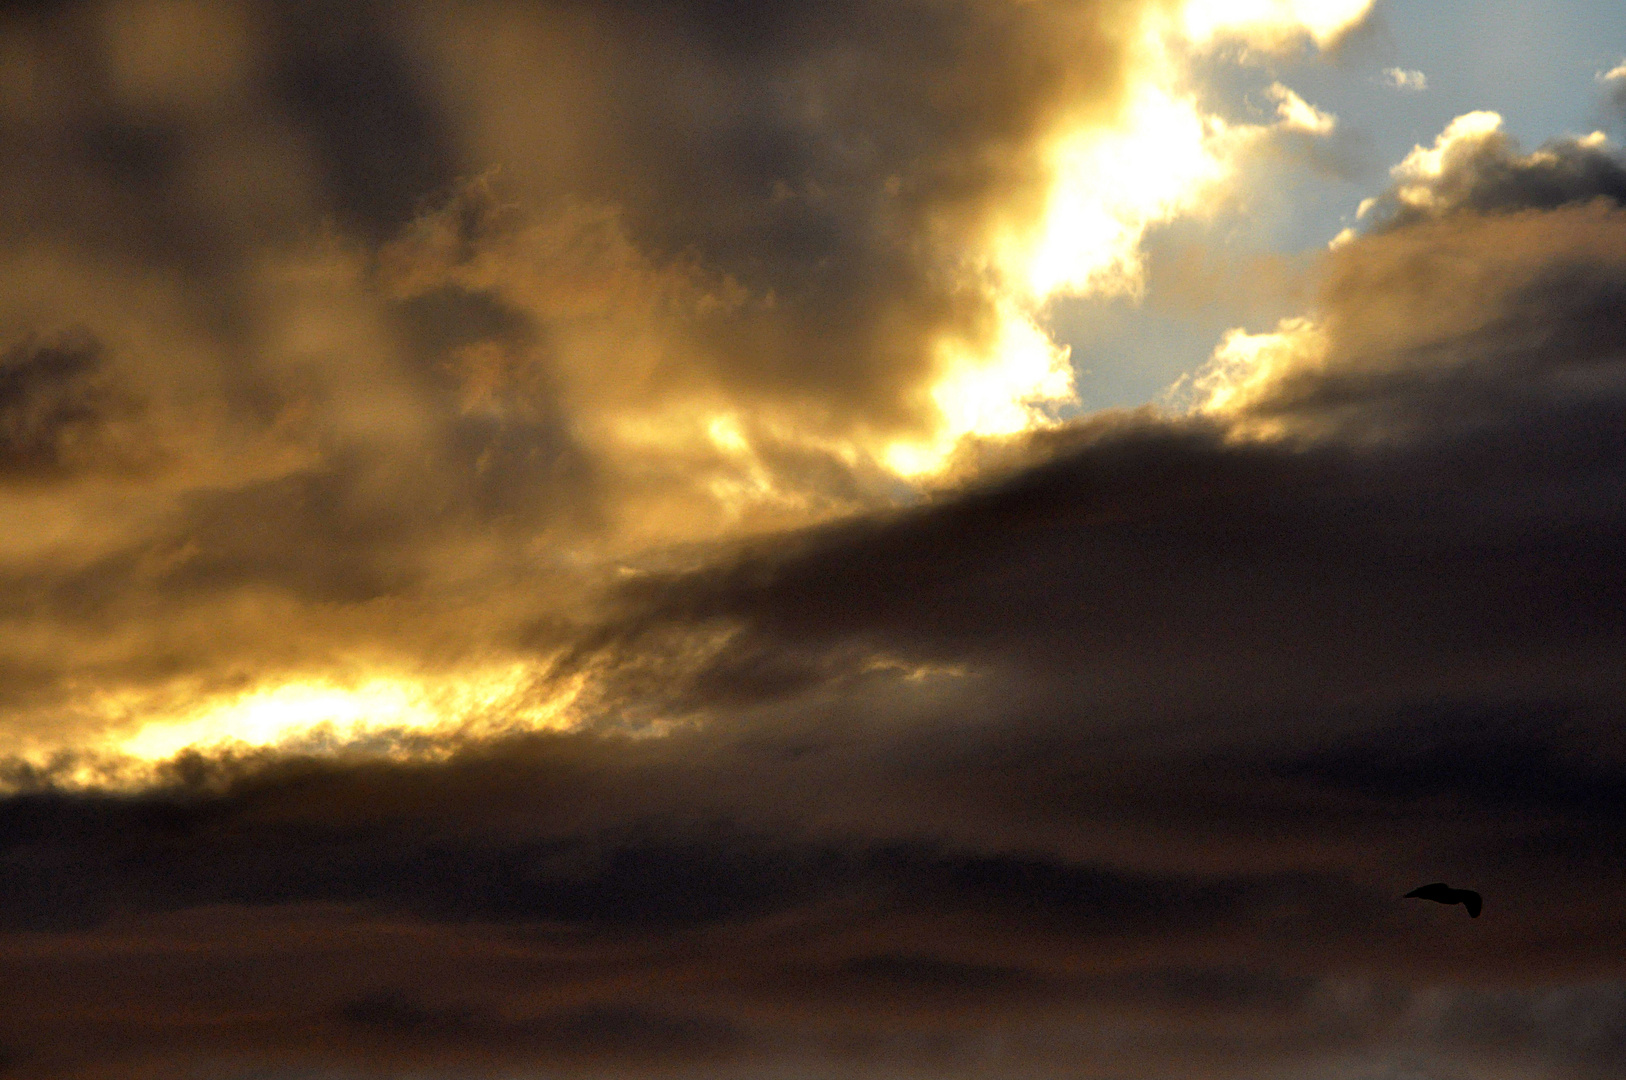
{"left": 0, "top": 1, "right": 1624, "bottom": 1078}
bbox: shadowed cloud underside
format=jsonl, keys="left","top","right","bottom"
{"left": 4, "top": 2, "right": 1626, "bottom": 1079}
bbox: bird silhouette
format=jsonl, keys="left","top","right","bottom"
{"left": 1405, "top": 883, "right": 1482, "bottom": 918}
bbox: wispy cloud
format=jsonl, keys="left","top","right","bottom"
{"left": 1380, "top": 66, "right": 1429, "bottom": 91}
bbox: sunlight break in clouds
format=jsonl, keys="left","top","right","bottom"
{"left": 1011, "top": 73, "right": 1227, "bottom": 301}
{"left": 112, "top": 667, "right": 577, "bottom": 761}
{"left": 1, "top": 664, "right": 587, "bottom": 788}
{"left": 1189, "top": 113, "right": 1518, "bottom": 427}
{"left": 885, "top": 304, "right": 1074, "bottom": 477}
{"left": 1189, "top": 110, "right": 1626, "bottom": 444}
{"left": 908, "top": 0, "right": 1367, "bottom": 476}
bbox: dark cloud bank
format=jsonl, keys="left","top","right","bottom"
{"left": 1, "top": 130, "right": 1625, "bottom": 1080}
{"left": 2, "top": 4, "right": 1626, "bottom": 1080}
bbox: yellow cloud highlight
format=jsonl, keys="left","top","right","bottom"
{"left": 1390, "top": 110, "right": 1504, "bottom": 211}
{"left": 906, "top": 1, "right": 1359, "bottom": 477}
{"left": 115, "top": 679, "right": 442, "bottom": 761}
{"left": 71, "top": 665, "right": 583, "bottom": 773}
{"left": 1267, "top": 82, "right": 1337, "bottom": 135}
{"left": 887, "top": 308, "right": 1074, "bottom": 477}
{"left": 1186, "top": 316, "right": 1327, "bottom": 435}
{"left": 1013, "top": 77, "right": 1229, "bottom": 301}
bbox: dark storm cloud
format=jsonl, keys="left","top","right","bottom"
{"left": 0, "top": 331, "right": 147, "bottom": 479}
{"left": 7, "top": 255, "right": 1626, "bottom": 1076}
{"left": 579, "top": 408, "right": 1626, "bottom": 730}
{"left": 0, "top": 704, "right": 1620, "bottom": 1076}
{"left": 267, "top": 1, "right": 461, "bottom": 240}
{"left": 0, "top": 736, "right": 1408, "bottom": 939}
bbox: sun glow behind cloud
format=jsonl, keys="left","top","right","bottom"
{"left": 916, "top": 27, "right": 1234, "bottom": 479}
{"left": 1013, "top": 76, "right": 1227, "bottom": 301}
{"left": 0, "top": 0, "right": 1375, "bottom": 775}
{"left": 0, "top": 665, "right": 586, "bottom": 788}
{"left": 881, "top": 0, "right": 1369, "bottom": 477}
{"left": 886, "top": 306, "right": 1074, "bottom": 477}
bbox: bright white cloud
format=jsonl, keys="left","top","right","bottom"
{"left": 1267, "top": 82, "right": 1338, "bottom": 135}
{"left": 1178, "top": 0, "right": 1376, "bottom": 49}
{"left": 1390, "top": 110, "right": 1505, "bottom": 211}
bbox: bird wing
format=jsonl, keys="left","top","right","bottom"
{"left": 1405, "top": 883, "right": 1451, "bottom": 901}
{"left": 1460, "top": 891, "right": 1482, "bottom": 918}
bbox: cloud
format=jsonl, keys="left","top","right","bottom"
{"left": 0, "top": 331, "right": 149, "bottom": 480}
{"left": 1189, "top": 113, "right": 1626, "bottom": 437}
{"left": 0, "top": 0, "right": 1381, "bottom": 764}
{"left": 1364, "top": 112, "right": 1626, "bottom": 229}
{"left": 1241, "top": 81, "right": 1368, "bottom": 182}
{"left": 1267, "top": 82, "right": 1337, "bottom": 135}
{"left": 1379, "top": 67, "right": 1428, "bottom": 92}
{"left": 8, "top": 114, "right": 1626, "bottom": 1072}
{"left": 1602, "top": 58, "right": 1626, "bottom": 118}
{"left": 1177, "top": 0, "right": 1376, "bottom": 50}
{"left": 0, "top": 687, "right": 1622, "bottom": 1075}
{"left": 23, "top": 4, "right": 1626, "bottom": 1079}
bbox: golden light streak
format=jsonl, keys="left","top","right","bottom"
{"left": 114, "top": 679, "right": 443, "bottom": 761}
{"left": 0, "top": 664, "right": 587, "bottom": 787}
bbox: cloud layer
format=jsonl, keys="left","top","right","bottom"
{"left": 0, "top": 0, "right": 1373, "bottom": 761}
{"left": 5, "top": 116, "right": 1626, "bottom": 1075}
{"left": 10, "top": 3, "right": 1626, "bottom": 1079}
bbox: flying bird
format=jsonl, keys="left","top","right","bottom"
{"left": 1405, "top": 883, "right": 1482, "bottom": 917}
